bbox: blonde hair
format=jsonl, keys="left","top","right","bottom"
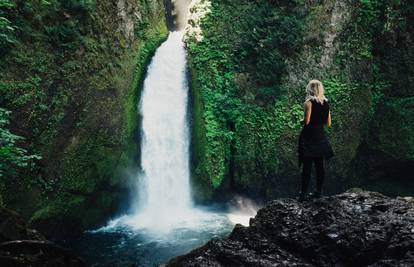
{"left": 305, "top": 79, "right": 327, "bottom": 104}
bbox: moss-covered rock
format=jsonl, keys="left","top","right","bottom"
{"left": 351, "top": 96, "right": 414, "bottom": 196}
{"left": 0, "top": 0, "right": 167, "bottom": 236}
{"left": 186, "top": 0, "right": 414, "bottom": 200}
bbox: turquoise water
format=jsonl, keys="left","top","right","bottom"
{"left": 66, "top": 207, "right": 235, "bottom": 266}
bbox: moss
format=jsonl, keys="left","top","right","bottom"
{"left": 29, "top": 194, "right": 85, "bottom": 225}
{"left": 1, "top": 0, "right": 168, "bottom": 236}
{"left": 27, "top": 18, "right": 168, "bottom": 236}
{"left": 123, "top": 21, "right": 168, "bottom": 167}
{"left": 58, "top": 21, "right": 168, "bottom": 195}
{"left": 369, "top": 97, "right": 414, "bottom": 160}
{"left": 187, "top": 0, "right": 414, "bottom": 200}
{"left": 29, "top": 193, "right": 91, "bottom": 238}
{"left": 188, "top": 58, "right": 220, "bottom": 202}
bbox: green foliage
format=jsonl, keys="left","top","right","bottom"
{"left": 0, "top": 0, "right": 16, "bottom": 51}
{"left": 188, "top": 0, "right": 414, "bottom": 199}
{"left": 323, "top": 79, "right": 365, "bottom": 131}
{"left": 233, "top": 4, "right": 304, "bottom": 96}
{"left": 358, "top": 0, "right": 381, "bottom": 25}
{"left": 370, "top": 97, "right": 414, "bottom": 159}
{"left": 0, "top": 0, "right": 167, "bottom": 233}
{"left": 0, "top": 108, "right": 40, "bottom": 177}
{"left": 186, "top": 0, "right": 305, "bottom": 196}
{"left": 0, "top": 108, "right": 41, "bottom": 202}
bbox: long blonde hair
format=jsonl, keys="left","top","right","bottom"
{"left": 305, "top": 79, "right": 328, "bottom": 104}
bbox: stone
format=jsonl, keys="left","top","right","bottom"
{"left": 0, "top": 207, "right": 87, "bottom": 267}
{"left": 0, "top": 208, "right": 45, "bottom": 243}
{"left": 167, "top": 190, "right": 414, "bottom": 266}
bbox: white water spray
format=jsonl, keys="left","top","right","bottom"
{"left": 78, "top": 6, "right": 258, "bottom": 266}
{"left": 227, "top": 196, "right": 258, "bottom": 226}
{"left": 138, "top": 30, "right": 192, "bottom": 213}
{"left": 98, "top": 31, "right": 223, "bottom": 235}
{"left": 96, "top": 31, "right": 256, "bottom": 237}
{"left": 128, "top": 31, "right": 196, "bottom": 232}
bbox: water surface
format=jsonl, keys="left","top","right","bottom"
{"left": 67, "top": 207, "right": 238, "bottom": 266}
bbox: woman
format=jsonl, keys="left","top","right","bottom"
{"left": 298, "top": 80, "right": 333, "bottom": 201}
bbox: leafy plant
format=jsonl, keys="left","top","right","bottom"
{"left": 0, "top": 108, "right": 41, "bottom": 178}
{"left": 0, "top": 0, "right": 16, "bottom": 51}
{"left": 186, "top": 0, "right": 305, "bottom": 192}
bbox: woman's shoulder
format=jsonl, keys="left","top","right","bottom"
{"left": 323, "top": 99, "right": 330, "bottom": 109}
{"left": 304, "top": 100, "right": 312, "bottom": 107}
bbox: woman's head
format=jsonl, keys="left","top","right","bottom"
{"left": 305, "top": 79, "right": 327, "bottom": 103}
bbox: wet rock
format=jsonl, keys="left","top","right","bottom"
{"left": 167, "top": 190, "right": 414, "bottom": 266}
{"left": 0, "top": 207, "right": 87, "bottom": 267}
{"left": 0, "top": 208, "right": 45, "bottom": 243}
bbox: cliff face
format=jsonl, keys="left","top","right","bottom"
{"left": 185, "top": 0, "right": 414, "bottom": 201}
{"left": 167, "top": 190, "right": 414, "bottom": 266}
{"left": 0, "top": 0, "right": 167, "bottom": 237}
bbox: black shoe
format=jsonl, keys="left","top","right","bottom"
{"left": 297, "top": 192, "right": 308, "bottom": 202}
{"left": 308, "top": 191, "right": 322, "bottom": 199}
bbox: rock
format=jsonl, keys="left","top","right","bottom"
{"left": 0, "top": 208, "right": 45, "bottom": 243}
{"left": 0, "top": 207, "right": 87, "bottom": 267}
{"left": 167, "top": 190, "right": 414, "bottom": 266}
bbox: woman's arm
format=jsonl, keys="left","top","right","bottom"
{"left": 300, "top": 101, "right": 312, "bottom": 126}
{"left": 326, "top": 111, "right": 332, "bottom": 127}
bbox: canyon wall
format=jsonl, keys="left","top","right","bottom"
{"left": 0, "top": 0, "right": 167, "bottom": 237}
{"left": 186, "top": 0, "right": 414, "bottom": 201}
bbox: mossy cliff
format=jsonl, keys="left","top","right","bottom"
{"left": 186, "top": 0, "right": 414, "bottom": 201}
{"left": 0, "top": 0, "right": 167, "bottom": 237}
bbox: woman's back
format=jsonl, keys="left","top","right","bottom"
{"left": 308, "top": 100, "right": 329, "bottom": 127}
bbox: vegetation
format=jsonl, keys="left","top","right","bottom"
{"left": 0, "top": 0, "right": 16, "bottom": 51}
{"left": 187, "top": 0, "right": 414, "bottom": 200}
{"left": 186, "top": 0, "right": 305, "bottom": 200}
{"left": 0, "top": 0, "right": 167, "bottom": 235}
{"left": 0, "top": 108, "right": 40, "bottom": 206}
{"left": 1, "top": 0, "right": 412, "bottom": 236}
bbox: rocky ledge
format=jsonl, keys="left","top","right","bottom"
{"left": 0, "top": 207, "right": 86, "bottom": 267}
{"left": 167, "top": 190, "right": 414, "bottom": 266}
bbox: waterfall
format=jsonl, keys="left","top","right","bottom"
{"left": 133, "top": 30, "right": 193, "bottom": 226}
{"left": 94, "top": 30, "right": 254, "bottom": 238}
{"left": 74, "top": 5, "right": 256, "bottom": 265}
{"left": 97, "top": 30, "right": 209, "bottom": 234}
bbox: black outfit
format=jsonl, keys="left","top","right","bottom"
{"left": 298, "top": 99, "right": 333, "bottom": 194}
{"left": 301, "top": 157, "right": 324, "bottom": 193}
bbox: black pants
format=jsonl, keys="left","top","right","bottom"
{"left": 301, "top": 157, "right": 324, "bottom": 193}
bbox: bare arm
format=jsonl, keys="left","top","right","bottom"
{"left": 300, "top": 101, "right": 312, "bottom": 126}
{"left": 326, "top": 111, "right": 332, "bottom": 127}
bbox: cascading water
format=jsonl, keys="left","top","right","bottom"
{"left": 66, "top": 29, "right": 257, "bottom": 266}
{"left": 101, "top": 30, "right": 222, "bottom": 230}
{"left": 131, "top": 30, "right": 193, "bottom": 231}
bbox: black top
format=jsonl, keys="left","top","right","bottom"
{"left": 298, "top": 99, "right": 333, "bottom": 165}
{"left": 308, "top": 100, "right": 330, "bottom": 126}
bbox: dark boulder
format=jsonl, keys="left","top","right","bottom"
{"left": 0, "top": 207, "right": 45, "bottom": 243}
{"left": 0, "top": 207, "right": 87, "bottom": 267}
{"left": 167, "top": 190, "right": 414, "bottom": 266}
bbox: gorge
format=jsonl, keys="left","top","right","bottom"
{"left": 64, "top": 26, "right": 240, "bottom": 266}
{"left": 0, "top": 0, "right": 413, "bottom": 266}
